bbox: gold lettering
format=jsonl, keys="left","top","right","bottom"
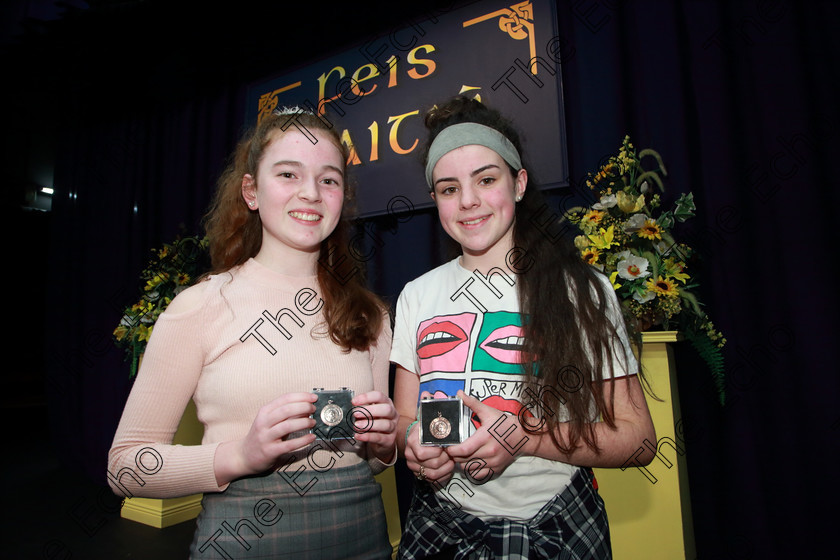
{"left": 368, "top": 121, "right": 380, "bottom": 162}
{"left": 350, "top": 64, "right": 380, "bottom": 97}
{"left": 459, "top": 85, "right": 482, "bottom": 103}
{"left": 407, "top": 45, "right": 437, "bottom": 80}
{"left": 387, "top": 111, "right": 419, "bottom": 155}
{"left": 317, "top": 66, "right": 346, "bottom": 115}
{"left": 340, "top": 129, "right": 362, "bottom": 166}
{"left": 387, "top": 55, "right": 399, "bottom": 88}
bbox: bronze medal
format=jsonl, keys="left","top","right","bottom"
{"left": 429, "top": 411, "right": 451, "bottom": 439}
{"left": 320, "top": 400, "right": 343, "bottom": 427}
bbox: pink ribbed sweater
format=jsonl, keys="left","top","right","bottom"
{"left": 107, "top": 258, "right": 392, "bottom": 499}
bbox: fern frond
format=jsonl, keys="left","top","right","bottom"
{"left": 683, "top": 326, "right": 726, "bottom": 405}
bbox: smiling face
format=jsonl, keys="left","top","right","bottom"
{"left": 430, "top": 144, "right": 527, "bottom": 269}
{"left": 241, "top": 129, "right": 345, "bottom": 265}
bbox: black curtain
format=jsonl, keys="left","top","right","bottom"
{"left": 18, "top": 1, "right": 838, "bottom": 558}
{"left": 551, "top": 1, "right": 839, "bottom": 557}
{"left": 43, "top": 87, "right": 245, "bottom": 478}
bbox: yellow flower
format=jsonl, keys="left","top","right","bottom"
{"left": 609, "top": 271, "right": 622, "bottom": 290}
{"left": 637, "top": 219, "right": 662, "bottom": 240}
{"left": 617, "top": 138, "right": 635, "bottom": 174}
{"left": 646, "top": 276, "right": 679, "bottom": 298}
{"left": 616, "top": 191, "right": 645, "bottom": 213}
{"left": 177, "top": 273, "right": 191, "bottom": 285}
{"left": 581, "top": 247, "right": 601, "bottom": 265}
{"left": 145, "top": 272, "right": 169, "bottom": 291}
{"left": 113, "top": 325, "right": 128, "bottom": 341}
{"left": 574, "top": 235, "right": 589, "bottom": 250}
{"left": 137, "top": 324, "right": 153, "bottom": 342}
{"left": 582, "top": 209, "right": 605, "bottom": 227}
{"left": 590, "top": 163, "right": 619, "bottom": 187}
{"left": 587, "top": 225, "right": 617, "bottom": 250}
{"left": 662, "top": 257, "right": 689, "bottom": 283}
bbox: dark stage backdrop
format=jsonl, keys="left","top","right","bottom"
{"left": 25, "top": 1, "right": 839, "bottom": 558}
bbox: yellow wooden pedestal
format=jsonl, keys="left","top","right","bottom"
{"left": 120, "top": 399, "right": 205, "bottom": 528}
{"left": 375, "top": 466, "right": 402, "bottom": 559}
{"left": 593, "top": 331, "right": 696, "bottom": 560}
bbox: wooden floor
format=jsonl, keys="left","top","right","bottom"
{"left": 5, "top": 404, "right": 196, "bottom": 559}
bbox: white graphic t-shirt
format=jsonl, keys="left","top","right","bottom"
{"left": 391, "top": 257, "right": 636, "bottom": 521}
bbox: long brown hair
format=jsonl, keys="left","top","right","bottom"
{"left": 203, "top": 110, "right": 386, "bottom": 351}
{"left": 423, "top": 97, "right": 643, "bottom": 454}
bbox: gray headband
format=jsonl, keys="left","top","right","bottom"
{"left": 425, "top": 123, "right": 522, "bottom": 190}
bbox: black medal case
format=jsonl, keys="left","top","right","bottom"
{"left": 419, "top": 397, "right": 465, "bottom": 446}
{"left": 312, "top": 387, "right": 354, "bottom": 439}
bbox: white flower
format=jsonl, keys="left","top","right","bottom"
{"left": 592, "top": 194, "right": 617, "bottom": 210}
{"left": 655, "top": 240, "right": 673, "bottom": 255}
{"left": 633, "top": 289, "right": 655, "bottom": 303}
{"left": 617, "top": 254, "right": 651, "bottom": 280}
{"left": 623, "top": 213, "right": 647, "bottom": 233}
{"left": 640, "top": 180, "right": 649, "bottom": 193}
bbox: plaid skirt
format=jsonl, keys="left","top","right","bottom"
{"left": 397, "top": 467, "right": 611, "bottom": 560}
{"left": 189, "top": 461, "right": 391, "bottom": 560}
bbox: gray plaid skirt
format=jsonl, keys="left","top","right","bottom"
{"left": 189, "top": 461, "right": 391, "bottom": 559}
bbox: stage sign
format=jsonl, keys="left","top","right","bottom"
{"left": 246, "top": 0, "right": 567, "bottom": 218}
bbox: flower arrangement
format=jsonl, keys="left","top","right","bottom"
{"left": 113, "top": 234, "right": 210, "bottom": 378}
{"left": 566, "top": 136, "right": 726, "bottom": 403}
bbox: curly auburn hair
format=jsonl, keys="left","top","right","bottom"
{"left": 203, "top": 111, "right": 385, "bottom": 351}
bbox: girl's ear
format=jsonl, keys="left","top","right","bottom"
{"left": 515, "top": 168, "right": 528, "bottom": 200}
{"left": 242, "top": 174, "right": 257, "bottom": 209}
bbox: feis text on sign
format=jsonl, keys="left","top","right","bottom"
{"left": 246, "top": 0, "right": 567, "bottom": 217}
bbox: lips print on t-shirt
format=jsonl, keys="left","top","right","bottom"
{"left": 471, "top": 311, "right": 526, "bottom": 374}
{"left": 416, "top": 313, "right": 476, "bottom": 374}
{"left": 468, "top": 394, "right": 535, "bottom": 429}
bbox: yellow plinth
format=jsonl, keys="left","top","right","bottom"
{"left": 120, "top": 493, "right": 204, "bottom": 528}
{"left": 121, "top": 399, "right": 205, "bottom": 528}
{"left": 375, "top": 466, "right": 402, "bottom": 559}
{"left": 593, "top": 331, "right": 696, "bottom": 560}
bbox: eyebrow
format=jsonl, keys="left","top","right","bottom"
{"left": 322, "top": 164, "right": 344, "bottom": 177}
{"left": 433, "top": 164, "right": 501, "bottom": 187}
{"left": 271, "top": 160, "right": 344, "bottom": 176}
{"left": 271, "top": 160, "right": 301, "bottom": 169}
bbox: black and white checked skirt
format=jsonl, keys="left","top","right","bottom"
{"left": 398, "top": 467, "right": 611, "bottom": 560}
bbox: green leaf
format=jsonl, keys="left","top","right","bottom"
{"left": 657, "top": 211, "right": 675, "bottom": 229}
{"left": 683, "top": 324, "right": 726, "bottom": 406}
{"left": 674, "top": 192, "right": 696, "bottom": 222}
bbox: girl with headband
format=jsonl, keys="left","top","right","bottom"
{"left": 109, "top": 109, "right": 397, "bottom": 559}
{"left": 391, "top": 97, "right": 655, "bottom": 558}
